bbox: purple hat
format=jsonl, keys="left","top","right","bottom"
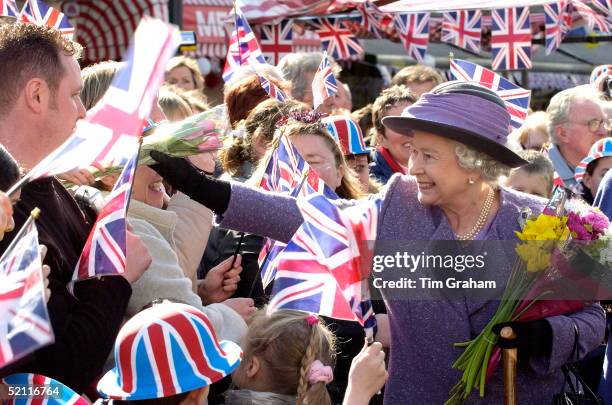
{"left": 382, "top": 81, "right": 527, "bottom": 168}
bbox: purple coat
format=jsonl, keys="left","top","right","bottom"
{"left": 219, "top": 174, "right": 605, "bottom": 404}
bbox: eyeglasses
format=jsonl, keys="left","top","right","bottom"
{"left": 567, "top": 118, "right": 612, "bottom": 133}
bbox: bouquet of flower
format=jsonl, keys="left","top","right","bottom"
{"left": 446, "top": 188, "right": 612, "bottom": 404}
{"left": 138, "top": 104, "right": 228, "bottom": 165}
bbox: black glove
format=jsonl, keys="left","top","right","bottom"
{"left": 492, "top": 320, "right": 553, "bottom": 356}
{"left": 149, "top": 150, "right": 231, "bottom": 214}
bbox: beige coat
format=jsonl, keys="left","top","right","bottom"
{"left": 127, "top": 197, "right": 246, "bottom": 345}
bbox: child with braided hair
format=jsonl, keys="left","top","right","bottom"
{"left": 227, "top": 309, "right": 335, "bottom": 405}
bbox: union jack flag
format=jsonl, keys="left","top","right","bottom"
{"left": 19, "top": 0, "right": 74, "bottom": 39}
{"left": 312, "top": 51, "right": 338, "bottom": 110}
{"left": 0, "top": 220, "right": 54, "bottom": 368}
{"left": 491, "top": 7, "right": 532, "bottom": 70}
{"left": 258, "top": 20, "right": 293, "bottom": 65}
{"left": 3, "top": 373, "right": 89, "bottom": 405}
{"left": 258, "top": 135, "right": 337, "bottom": 287}
{"left": 223, "top": 5, "right": 266, "bottom": 82}
{"left": 442, "top": 10, "right": 482, "bottom": 54}
{"left": 25, "top": 17, "right": 180, "bottom": 183}
{"left": 592, "top": 0, "right": 612, "bottom": 18}
{"left": 357, "top": 1, "right": 385, "bottom": 38}
{"left": 258, "top": 74, "right": 286, "bottom": 102}
{"left": 268, "top": 193, "right": 381, "bottom": 327}
{"left": 394, "top": 12, "right": 430, "bottom": 64}
{"left": 573, "top": 0, "right": 611, "bottom": 32}
{"left": 544, "top": 1, "right": 573, "bottom": 55}
{"left": 450, "top": 58, "right": 531, "bottom": 129}
{"left": 0, "top": 0, "right": 18, "bottom": 17}
{"left": 71, "top": 152, "right": 137, "bottom": 287}
{"left": 312, "top": 17, "right": 364, "bottom": 61}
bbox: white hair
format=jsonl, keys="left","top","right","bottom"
{"left": 546, "top": 85, "right": 604, "bottom": 144}
{"left": 278, "top": 52, "right": 341, "bottom": 102}
{"left": 453, "top": 142, "right": 511, "bottom": 186}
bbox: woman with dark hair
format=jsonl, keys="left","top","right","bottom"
{"left": 151, "top": 81, "right": 605, "bottom": 404}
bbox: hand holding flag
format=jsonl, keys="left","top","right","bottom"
{"left": 312, "top": 52, "right": 338, "bottom": 110}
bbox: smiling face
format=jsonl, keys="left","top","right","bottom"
{"left": 380, "top": 102, "right": 413, "bottom": 165}
{"left": 132, "top": 166, "right": 166, "bottom": 209}
{"left": 290, "top": 134, "right": 344, "bottom": 190}
{"left": 408, "top": 130, "right": 474, "bottom": 207}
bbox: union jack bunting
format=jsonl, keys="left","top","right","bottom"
{"left": 592, "top": 0, "right": 612, "bottom": 18}
{"left": 312, "top": 17, "right": 364, "bottom": 61}
{"left": 393, "top": 12, "right": 430, "bottom": 64}
{"left": 573, "top": 0, "right": 611, "bottom": 32}
{"left": 71, "top": 153, "right": 138, "bottom": 287}
{"left": 544, "top": 1, "right": 572, "bottom": 55}
{"left": 442, "top": 10, "right": 482, "bottom": 54}
{"left": 26, "top": 17, "right": 180, "bottom": 182}
{"left": 450, "top": 58, "right": 531, "bottom": 129}
{"left": 312, "top": 51, "right": 338, "bottom": 110}
{"left": 258, "top": 20, "right": 293, "bottom": 65}
{"left": 357, "top": 1, "right": 385, "bottom": 38}
{"left": 223, "top": 5, "right": 266, "bottom": 82}
{"left": 267, "top": 193, "right": 382, "bottom": 326}
{"left": 491, "top": 7, "right": 532, "bottom": 70}
{"left": 258, "top": 74, "right": 286, "bottom": 102}
{"left": 0, "top": 0, "right": 18, "bottom": 17}
{"left": 3, "top": 373, "right": 89, "bottom": 405}
{"left": 19, "top": 0, "right": 74, "bottom": 39}
{"left": 0, "top": 220, "right": 53, "bottom": 368}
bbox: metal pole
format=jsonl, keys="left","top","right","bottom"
{"left": 168, "top": 0, "right": 182, "bottom": 27}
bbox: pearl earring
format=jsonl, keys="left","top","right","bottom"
{"left": 468, "top": 178, "right": 475, "bottom": 184}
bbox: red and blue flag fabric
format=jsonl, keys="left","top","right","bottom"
{"left": 258, "top": 135, "right": 338, "bottom": 287}
{"left": 96, "top": 303, "right": 242, "bottom": 400}
{"left": 491, "top": 7, "right": 532, "bottom": 70}
{"left": 223, "top": 5, "right": 266, "bottom": 82}
{"left": 544, "top": 1, "right": 572, "bottom": 55}
{"left": 450, "top": 58, "right": 531, "bottom": 129}
{"left": 312, "top": 51, "right": 338, "bottom": 110}
{"left": 323, "top": 115, "right": 369, "bottom": 156}
{"left": 573, "top": 0, "right": 611, "bottom": 32}
{"left": 2, "top": 373, "right": 89, "bottom": 405}
{"left": 258, "top": 20, "right": 293, "bottom": 65}
{"left": 0, "top": 0, "right": 18, "bottom": 17}
{"left": 19, "top": 0, "right": 73, "bottom": 39}
{"left": 71, "top": 153, "right": 137, "bottom": 287}
{"left": 442, "top": 10, "right": 482, "bottom": 54}
{"left": 258, "top": 74, "right": 286, "bottom": 102}
{"left": 393, "top": 12, "right": 430, "bottom": 64}
{"left": 0, "top": 220, "right": 53, "bottom": 368}
{"left": 25, "top": 17, "right": 180, "bottom": 183}
{"left": 591, "top": 64, "right": 612, "bottom": 84}
{"left": 312, "top": 17, "right": 364, "bottom": 61}
{"left": 356, "top": 1, "right": 386, "bottom": 38}
{"left": 267, "top": 193, "right": 381, "bottom": 326}
{"left": 592, "top": 0, "right": 612, "bottom": 21}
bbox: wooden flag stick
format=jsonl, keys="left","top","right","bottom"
{"left": 501, "top": 326, "right": 517, "bottom": 405}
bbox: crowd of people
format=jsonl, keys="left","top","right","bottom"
{"left": 0, "top": 19, "right": 611, "bottom": 405}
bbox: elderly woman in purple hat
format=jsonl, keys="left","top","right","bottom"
{"left": 149, "top": 82, "right": 605, "bottom": 404}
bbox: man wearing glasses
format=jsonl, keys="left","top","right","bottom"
{"left": 546, "top": 85, "right": 610, "bottom": 191}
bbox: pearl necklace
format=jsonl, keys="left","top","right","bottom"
{"left": 455, "top": 188, "right": 495, "bottom": 241}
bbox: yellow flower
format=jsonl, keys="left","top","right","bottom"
{"left": 515, "top": 242, "right": 552, "bottom": 272}
{"left": 515, "top": 214, "right": 570, "bottom": 241}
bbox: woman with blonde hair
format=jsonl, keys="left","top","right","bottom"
{"left": 165, "top": 55, "right": 205, "bottom": 92}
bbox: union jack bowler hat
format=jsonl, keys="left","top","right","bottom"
{"left": 575, "top": 137, "right": 612, "bottom": 182}
{"left": 97, "top": 302, "right": 242, "bottom": 400}
{"left": 323, "top": 115, "right": 370, "bottom": 156}
{"left": 2, "top": 373, "right": 88, "bottom": 405}
{"left": 382, "top": 81, "right": 527, "bottom": 168}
